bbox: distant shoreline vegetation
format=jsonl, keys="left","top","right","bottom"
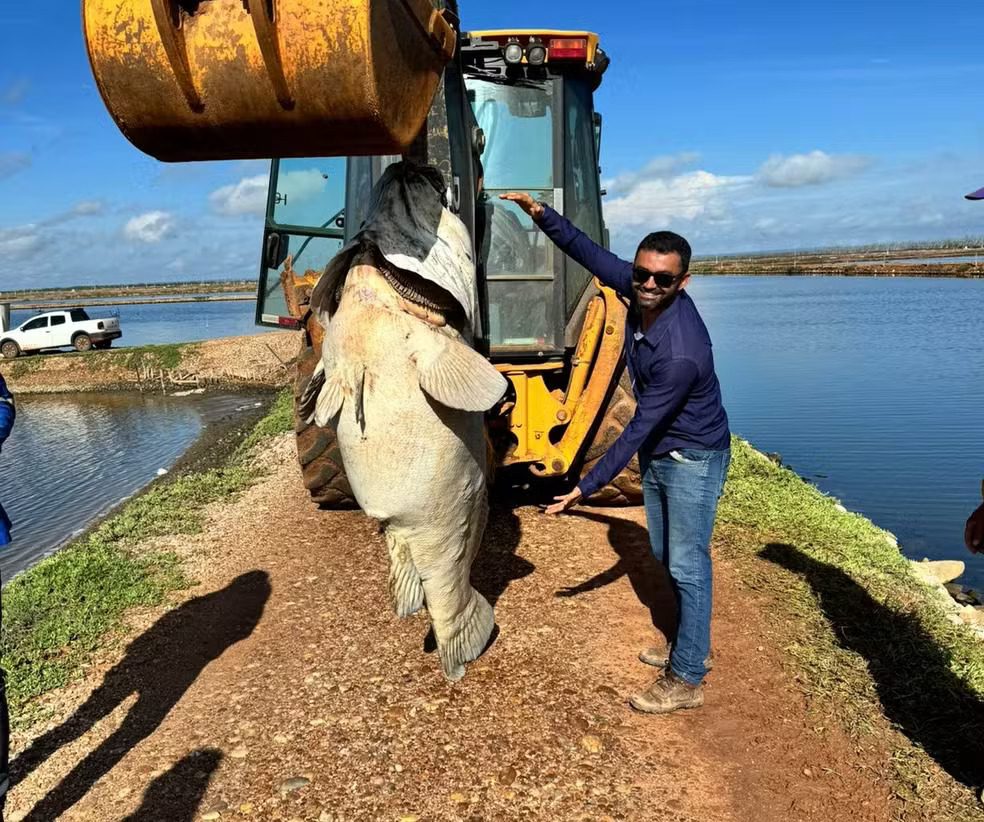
{"left": 1, "top": 279, "right": 256, "bottom": 301}
{"left": 691, "top": 239, "right": 984, "bottom": 277}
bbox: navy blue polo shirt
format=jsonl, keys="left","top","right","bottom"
{"left": 537, "top": 206, "right": 730, "bottom": 498}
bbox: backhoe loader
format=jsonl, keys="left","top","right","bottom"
{"left": 83, "top": 0, "right": 642, "bottom": 506}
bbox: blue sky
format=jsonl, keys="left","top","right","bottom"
{"left": 1, "top": 0, "right": 983, "bottom": 288}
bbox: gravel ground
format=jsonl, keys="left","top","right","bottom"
{"left": 6, "top": 435, "right": 894, "bottom": 821}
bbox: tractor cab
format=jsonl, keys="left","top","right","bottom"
{"left": 256, "top": 30, "right": 610, "bottom": 364}
{"left": 254, "top": 29, "right": 625, "bottom": 482}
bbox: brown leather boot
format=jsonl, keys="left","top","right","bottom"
{"left": 638, "top": 644, "right": 714, "bottom": 671}
{"left": 629, "top": 669, "right": 704, "bottom": 714}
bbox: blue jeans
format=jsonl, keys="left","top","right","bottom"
{"left": 640, "top": 447, "right": 731, "bottom": 686}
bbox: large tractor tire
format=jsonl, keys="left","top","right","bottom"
{"left": 293, "top": 335, "right": 359, "bottom": 510}
{"left": 579, "top": 371, "right": 644, "bottom": 506}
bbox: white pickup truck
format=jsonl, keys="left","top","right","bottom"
{"left": 0, "top": 308, "right": 123, "bottom": 358}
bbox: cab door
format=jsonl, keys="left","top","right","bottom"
{"left": 255, "top": 157, "right": 347, "bottom": 327}
{"left": 18, "top": 316, "right": 49, "bottom": 351}
{"left": 49, "top": 314, "right": 72, "bottom": 347}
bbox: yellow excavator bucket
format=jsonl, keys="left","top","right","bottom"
{"left": 82, "top": 0, "right": 456, "bottom": 162}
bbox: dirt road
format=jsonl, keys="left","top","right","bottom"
{"left": 6, "top": 435, "right": 895, "bottom": 821}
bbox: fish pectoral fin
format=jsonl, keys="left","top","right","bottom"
{"left": 414, "top": 334, "right": 508, "bottom": 412}
{"left": 313, "top": 371, "right": 344, "bottom": 427}
{"left": 298, "top": 359, "right": 326, "bottom": 423}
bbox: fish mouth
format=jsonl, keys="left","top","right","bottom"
{"left": 375, "top": 257, "right": 465, "bottom": 330}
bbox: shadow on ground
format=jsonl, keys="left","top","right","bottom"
{"left": 762, "top": 542, "right": 984, "bottom": 789}
{"left": 122, "top": 748, "right": 222, "bottom": 822}
{"left": 554, "top": 510, "right": 677, "bottom": 642}
{"left": 13, "top": 571, "right": 271, "bottom": 821}
{"left": 473, "top": 504, "right": 534, "bottom": 608}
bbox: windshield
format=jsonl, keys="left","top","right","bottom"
{"left": 467, "top": 76, "right": 557, "bottom": 349}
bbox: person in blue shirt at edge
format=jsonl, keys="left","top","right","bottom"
{"left": 500, "top": 192, "right": 730, "bottom": 715}
{"left": 0, "top": 372, "right": 14, "bottom": 818}
{"left": 964, "top": 184, "right": 984, "bottom": 556}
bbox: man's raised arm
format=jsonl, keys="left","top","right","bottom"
{"left": 499, "top": 192, "right": 633, "bottom": 298}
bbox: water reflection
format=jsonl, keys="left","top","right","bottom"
{"left": 0, "top": 393, "right": 263, "bottom": 580}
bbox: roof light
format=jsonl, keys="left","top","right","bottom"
{"left": 548, "top": 37, "right": 588, "bottom": 60}
{"left": 527, "top": 39, "right": 547, "bottom": 66}
{"left": 504, "top": 38, "right": 524, "bottom": 65}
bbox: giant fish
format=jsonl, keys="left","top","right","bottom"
{"left": 302, "top": 162, "right": 507, "bottom": 680}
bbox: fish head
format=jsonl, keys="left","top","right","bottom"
{"left": 313, "top": 162, "right": 478, "bottom": 336}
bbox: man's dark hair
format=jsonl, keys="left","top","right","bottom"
{"left": 637, "top": 231, "right": 692, "bottom": 273}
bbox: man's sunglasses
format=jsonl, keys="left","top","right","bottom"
{"left": 631, "top": 267, "right": 685, "bottom": 288}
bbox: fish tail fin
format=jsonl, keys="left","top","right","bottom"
{"left": 386, "top": 530, "right": 424, "bottom": 618}
{"left": 438, "top": 590, "right": 495, "bottom": 682}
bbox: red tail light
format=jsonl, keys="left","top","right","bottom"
{"left": 277, "top": 316, "right": 301, "bottom": 329}
{"left": 549, "top": 38, "right": 587, "bottom": 60}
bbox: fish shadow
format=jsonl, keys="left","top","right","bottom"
{"left": 473, "top": 503, "right": 534, "bottom": 608}
{"left": 121, "top": 748, "right": 222, "bottom": 822}
{"left": 555, "top": 510, "right": 677, "bottom": 642}
{"left": 12, "top": 571, "right": 271, "bottom": 821}
{"left": 761, "top": 542, "right": 984, "bottom": 789}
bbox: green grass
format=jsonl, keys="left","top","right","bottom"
{"left": 1, "top": 390, "right": 292, "bottom": 727}
{"left": 118, "top": 342, "right": 193, "bottom": 372}
{"left": 718, "top": 438, "right": 984, "bottom": 819}
{"left": 235, "top": 388, "right": 294, "bottom": 456}
{"left": 6, "top": 356, "right": 43, "bottom": 379}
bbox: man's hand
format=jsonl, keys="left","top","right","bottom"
{"left": 544, "top": 486, "right": 583, "bottom": 516}
{"left": 500, "top": 192, "right": 544, "bottom": 220}
{"left": 966, "top": 502, "right": 984, "bottom": 553}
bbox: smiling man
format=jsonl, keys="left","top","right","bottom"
{"left": 500, "top": 192, "right": 730, "bottom": 714}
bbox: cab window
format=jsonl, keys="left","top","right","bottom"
{"left": 257, "top": 157, "right": 347, "bottom": 325}
{"left": 564, "top": 78, "right": 604, "bottom": 317}
{"left": 468, "top": 76, "right": 558, "bottom": 351}
{"left": 22, "top": 317, "right": 48, "bottom": 331}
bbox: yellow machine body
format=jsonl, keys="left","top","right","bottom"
{"left": 82, "top": 0, "right": 456, "bottom": 162}
{"left": 496, "top": 287, "right": 626, "bottom": 477}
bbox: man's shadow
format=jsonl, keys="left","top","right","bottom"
{"left": 762, "top": 543, "right": 984, "bottom": 789}
{"left": 13, "top": 570, "right": 271, "bottom": 821}
{"left": 555, "top": 510, "right": 676, "bottom": 641}
{"left": 122, "top": 748, "right": 222, "bottom": 822}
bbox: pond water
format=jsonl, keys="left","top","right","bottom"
{"left": 688, "top": 275, "right": 984, "bottom": 587}
{"left": 0, "top": 392, "right": 267, "bottom": 582}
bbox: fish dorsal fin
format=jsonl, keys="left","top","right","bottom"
{"left": 413, "top": 332, "right": 507, "bottom": 412}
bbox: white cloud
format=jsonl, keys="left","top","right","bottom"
{"left": 758, "top": 150, "right": 871, "bottom": 188}
{"left": 210, "top": 168, "right": 326, "bottom": 217}
{"left": 605, "top": 170, "right": 752, "bottom": 230}
{"left": 0, "top": 152, "right": 31, "bottom": 180}
{"left": 209, "top": 174, "right": 268, "bottom": 216}
{"left": 0, "top": 226, "right": 42, "bottom": 259}
{"left": 604, "top": 152, "right": 702, "bottom": 195}
{"left": 72, "top": 200, "right": 104, "bottom": 217}
{"left": 124, "top": 211, "right": 176, "bottom": 243}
